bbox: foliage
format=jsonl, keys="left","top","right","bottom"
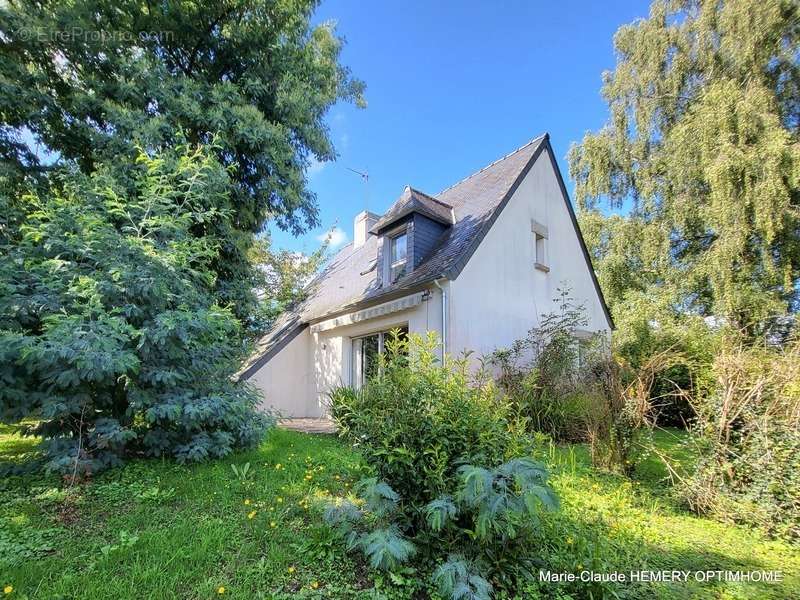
{"left": 678, "top": 336, "right": 800, "bottom": 541}
{"left": 491, "top": 290, "right": 692, "bottom": 476}
{"left": 328, "top": 334, "right": 559, "bottom": 597}
{"left": 329, "top": 332, "right": 531, "bottom": 507}
{"left": 326, "top": 460, "right": 558, "bottom": 599}
{"left": 432, "top": 556, "right": 492, "bottom": 600}
{"left": 491, "top": 289, "right": 611, "bottom": 442}
{"left": 0, "top": 144, "right": 272, "bottom": 474}
{"left": 0, "top": 0, "right": 364, "bottom": 320}
{"left": 569, "top": 0, "right": 800, "bottom": 336}
{"left": 2, "top": 426, "right": 799, "bottom": 599}
{"left": 246, "top": 234, "right": 328, "bottom": 336}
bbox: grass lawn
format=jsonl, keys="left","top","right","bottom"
{"left": 1, "top": 424, "right": 798, "bottom": 599}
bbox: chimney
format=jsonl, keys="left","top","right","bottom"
{"left": 353, "top": 210, "right": 379, "bottom": 248}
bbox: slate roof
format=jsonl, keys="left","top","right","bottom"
{"left": 370, "top": 186, "right": 454, "bottom": 233}
{"left": 240, "top": 133, "right": 612, "bottom": 379}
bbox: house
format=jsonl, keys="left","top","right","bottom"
{"left": 240, "top": 134, "right": 613, "bottom": 418}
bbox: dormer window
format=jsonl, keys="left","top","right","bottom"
{"left": 370, "top": 186, "right": 453, "bottom": 287}
{"left": 389, "top": 232, "right": 407, "bottom": 282}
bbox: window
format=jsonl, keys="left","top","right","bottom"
{"left": 389, "top": 232, "right": 407, "bottom": 282}
{"left": 351, "top": 326, "right": 408, "bottom": 388}
{"left": 532, "top": 220, "right": 549, "bottom": 272}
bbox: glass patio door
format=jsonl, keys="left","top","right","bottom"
{"left": 351, "top": 326, "right": 408, "bottom": 388}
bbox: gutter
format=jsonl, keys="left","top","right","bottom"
{"left": 433, "top": 279, "right": 448, "bottom": 362}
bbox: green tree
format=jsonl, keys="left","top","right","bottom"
{"left": 246, "top": 233, "right": 328, "bottom": 335}
{"left": 569, "top": 0, "right": 800, "bottom": 335}
{"left": 0, "top": 0, "right": 364, "bottom": 317}
{"left": 0, "top": 145, "right": 271, "bottom": 474}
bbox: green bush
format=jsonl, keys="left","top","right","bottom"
{"left": 0, "top": 145, "right": 272, "bottom": 474}
{"left": 490, "top": 289, "right": 614, "bottom": 444}
{"left": 329, "top": 332, "right": 531, "bottom": 506}
{"left": 327, "top": 333, "right": 558, "bottom": 598}
{"left": 679, "top": 337, "right": 800, "bottom": 541}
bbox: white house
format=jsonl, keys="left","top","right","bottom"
{"left": 240, "top": 134, "right": 613, "bottom": 418}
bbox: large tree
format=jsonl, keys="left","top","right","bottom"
{"left": 0, "top": 0, "right": 363, "bottom": 316}
{"left": 0, "top": 145, "right": 272, "bottom": 473}
{"left": 0, "top": 0, "right": 361, "bottom": 471}
{"left": 569, "top": 0, "right": 800, "bottom": 335}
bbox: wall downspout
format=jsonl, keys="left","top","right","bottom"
{"left": 433, "top": 279, "right": 448, "bottom": 363}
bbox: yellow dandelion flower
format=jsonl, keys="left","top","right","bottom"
{"left": 311, "top": 581, "right": 319, "bottom": 589}
{"left": 277, "top": 497, "right": 283, "bottom": 503}
{"left": 275, "top": 463, "right": 282, "bottom": 470}
{"left": 247, "top": 510, "right": 257, "bottom": 519}
{"left": 3, "top": 586, "right": 12, "bottom": 595}
{"left": 244, "top": 499, "right": 251, "bottom": 505}
{"left": 217, "top": 586, "right": 225, "bottom": 595}
{"left": 566, "top": 536, "right": 573, "bottom": 545}
{"left": 576, "top": 564, "right": 584, "bottom": 571}
{"left": 334, "top": 475, "right": 340, "bottom": 480}
{"left": 305, "top": 474, "right": 312, "bottom": 480}
{"left": 270, "top": 521, "right": 277, "bottom": 528}
{"left": 288, "top": 566, "right": 296, "bottom": 574}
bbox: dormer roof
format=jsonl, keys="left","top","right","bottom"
{"left": 369, "top": 186, "right": 454, "bottom": 234}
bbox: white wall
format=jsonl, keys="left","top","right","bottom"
{"left": 248, "top": 290, "right": 443, "bottom": 418}
{"left": 248, "top": 327, "right": 313, "bottom": 418}
{"left": 448, "top": 147, "right": 610, "bottom": 362}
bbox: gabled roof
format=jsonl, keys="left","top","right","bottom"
{"left": 369, "top": 186, "right": 453, "bottom": 233}
{"left": 240, "top": 133, "right": 613, "bottom": 378}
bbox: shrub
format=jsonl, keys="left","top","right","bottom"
{"left": 0, "top": 145, "right": 272, "bottom": 475}
{"left": 330, "top": 332, "right": 531, "bottom": 506}
{"left": 490, "top": 289, "right": 611, "bottom": 443}
{"left": 678, "top": 336, "right": 800, "bottom": 540}
{"left": 327, "top": 333, "right": 558, "bottom": 597}
{"left": 490, "top": 289, "right": 687, "bottom": 475}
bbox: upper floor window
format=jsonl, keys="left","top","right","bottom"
{"left": 390, "top": 232, "right": 407, "bottom": 282}
{"left": 532, "top": 220, "right": 549, "bottom": 272}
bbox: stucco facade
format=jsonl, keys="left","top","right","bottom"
{"left": 244, "top": 136, "right": 612, "bottom": 418}
{"left": 448, "top": 145, "right": 609, "bottom": 361}
{"left": 249, "top": 290, "right": 443, "bottom": 418}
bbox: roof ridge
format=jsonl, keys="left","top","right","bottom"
{"left": 407, "top": 186, "right": 453, "bottom": 209}
{"left": 435, "top": 133, "right": 548, "bottom": 197}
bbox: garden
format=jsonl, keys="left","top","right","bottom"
{"left": 2, "top": 320, "right": 799, "bottom": 598}
{"left": 2, "top": 415, "right": 798, "bottom": 598}
{"left": 1, "top": 0, "right": 799, "bottom": 598}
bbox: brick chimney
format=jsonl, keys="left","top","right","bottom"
{"left": 353, "top": 210, "right": 379, "bottom": 248}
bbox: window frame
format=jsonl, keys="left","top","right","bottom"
{"left": 531, "top": 220, "right": 549, "bottom": 272}
{"left": 350, "top": 324, "right": 409, "bottom": 388}
{"left": 383, "top": 225, "right": 409, "bottom": 284}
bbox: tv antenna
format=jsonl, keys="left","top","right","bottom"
{"left": 347, "top": 167, "right": 370, "bottom": 212}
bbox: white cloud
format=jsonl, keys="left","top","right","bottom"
{"left": 306, "top": 156, "right": 326, "bottom": 178}
{"left": 316, "top": 226, "right": 348, "bottom": 249}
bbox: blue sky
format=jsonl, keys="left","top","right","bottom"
{"left": 271, "top": 0, "right": 652, "bottom": 253}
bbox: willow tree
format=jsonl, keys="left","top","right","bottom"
{"left": 569, "top": 0, "right": 800, "bottom": 336}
